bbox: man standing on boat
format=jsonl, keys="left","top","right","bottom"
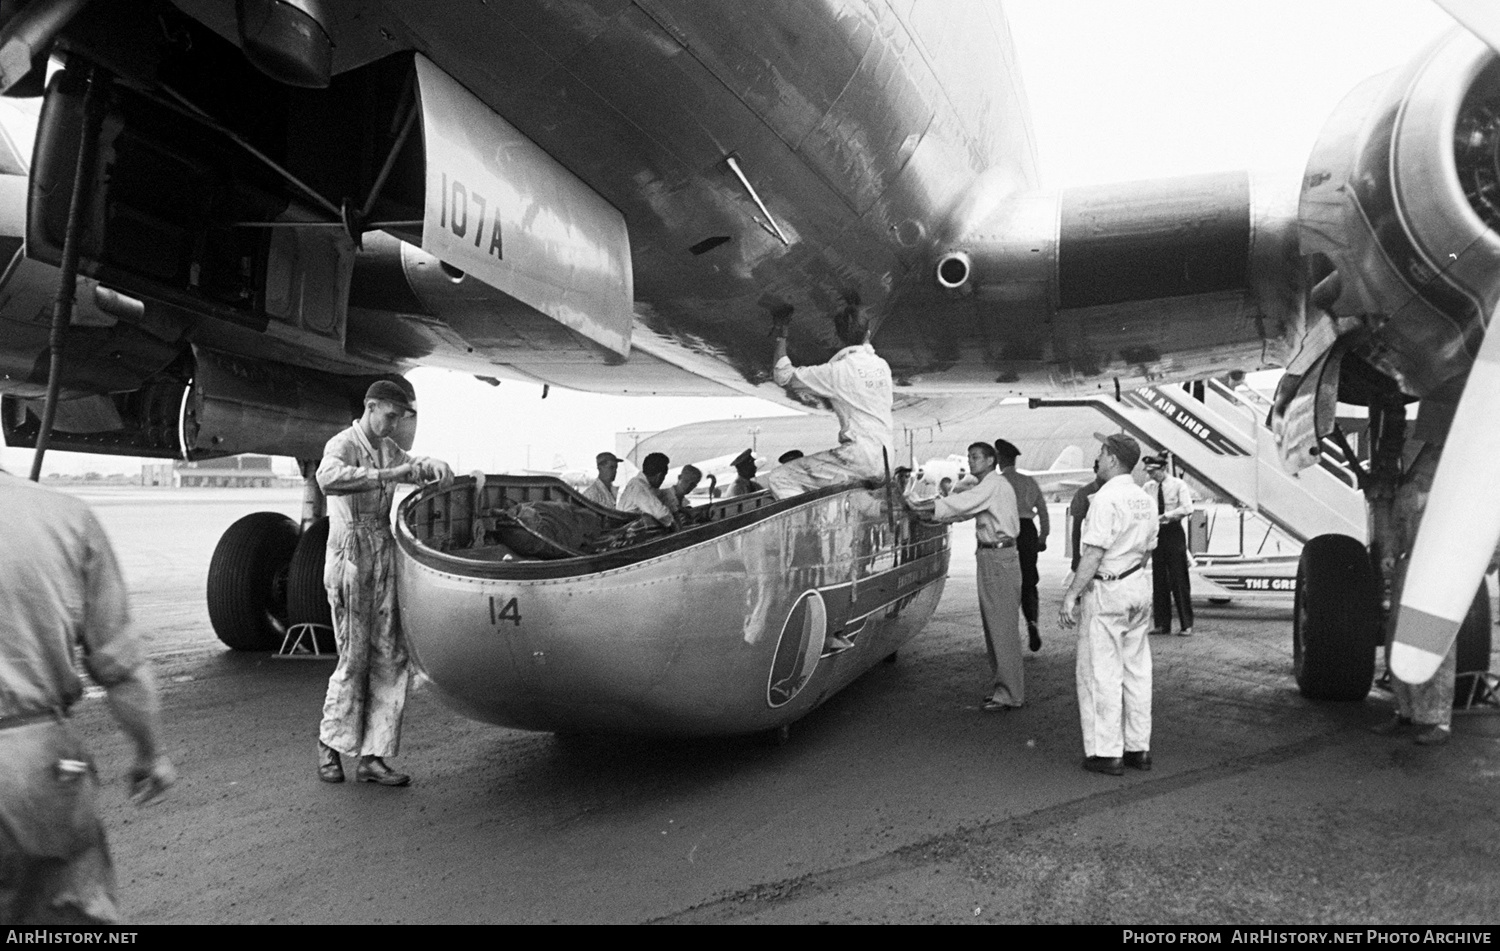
{"left": 767, "top": 301, "right": 894, "bottom": 498}
{"left": 316, "top": 380, "right": 452, "bottom": 788}
{"left": 583, "top": 451, "right": 621, "bottom": 508}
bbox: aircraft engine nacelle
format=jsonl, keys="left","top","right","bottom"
{"left": 1299, "top": 27, "right": 1500, "bottom": 399}
{"left": 182, "top": 348, "right": 409, "bottom": 460}
{"left": 930, "top": 170, "right": 1303, "bottom": 359}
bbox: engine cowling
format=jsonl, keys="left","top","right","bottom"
{"left": 1299, "top": 26, "right": 1500, "bottom": 399}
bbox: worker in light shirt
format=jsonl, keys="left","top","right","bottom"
{"left": 909, "top": 442, "right": 1025, "bottom": 712}
{"left": 766, "top": 301, "right": 894, "bottom": 498}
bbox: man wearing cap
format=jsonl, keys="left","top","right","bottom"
{"left": 315, "top": 379, "right": 453, "bottom": 787}
{"left": 583, "top": 452, "right": 621, "bottom": 508}
{"left": 1144, "top": 454, "right": 1195, "bottom": 636}
{"left": 617, "top": 452, "right": 676, "bottom": 528}
{"left": 995, "top": 439, "right": 1050, "bottom": 653}
{"left": 767, "top": 302, "right": 894, "bottom": 498}
{"left": 1059, "top": 433, "right": 1158, "bottom": 776}
{"left": 909, "top": 442, "right": 1025, "bottom": 711}
{"left": 729, "top": 449, "right": 764, "bottom": 497}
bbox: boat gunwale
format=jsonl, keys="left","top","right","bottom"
{"left": 396, "top": 474, "right": 934, "bottom": 582}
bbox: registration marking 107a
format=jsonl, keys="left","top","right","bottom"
{"left": 439, "top": 172, "right": 504, "bottom": 258}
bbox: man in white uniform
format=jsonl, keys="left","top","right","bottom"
{"left": 616, "top": 452, "right": 675, "bottom": 528}
{"left": 1059, "top": 433, "right": 1158, "bottom": 776}
{"left": 767, "top": 304, "right": 894, "bottom": 498}
{"left": 582, "top": 451, "right": 621, "bottom": 508}
{"left": 316, "top": 380, "right": 452, "bottom": 787}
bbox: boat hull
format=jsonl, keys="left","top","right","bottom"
{"left": 395, "top": 478, "right": 949, "bottom": 736}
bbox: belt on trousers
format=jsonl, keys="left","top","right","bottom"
{"left": 1095, "top": 562, "right": 1144, "bottom": 582}
{"left": 977, "top": 537, "right": 1016, "bottom": 550}
{"left": 0, "top": 708, "right": 66, "bottom": 731}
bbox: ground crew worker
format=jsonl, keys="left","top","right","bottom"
{"left": 909, "top": 442, "right": 1025, "bottom": 711}
{"left": 1069, "top": 472, "right": 1104, "bottom": 572}
{"left": 996, "top": 439, "right": 1050, "bottom": 653}
{"left": 617, "top": 451, "right": 676, "bottom": 527}
{"left": 1059, "top": 433, "right": 1158, "bottom": 776}
{"left": 583, "top": 451, "right": 621, "bottom": 508}
{"left": 1144, "top": 454, "right": 1195, "bottom": 636}
{"left": 767, "top": 303, "right": 894, "bottom": 498}
{"left": 0, "top": 468, "right": 176, "bottom": 924}
{"left": 316, "top": 380, "right": 452, "bottom": 787}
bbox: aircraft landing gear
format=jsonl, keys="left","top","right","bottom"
{"left": 207, "top": 511, "right": 299, "bottom": 651}
{"left": 1293, "top": 534, "right": 1380, "bottom": 700}
{"left": 207, "top": 458, "right": 331, "bottom": 652}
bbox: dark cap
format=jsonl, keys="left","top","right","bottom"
{"left": 596, "top": 451, "right": 621, "bottom": 465}
{"left": 993, "top": 438, "right": 1021, "bottom": 462}
{"left": 778, "top": 449, "right": 804, "bottom": 464}
{"left": 732, "top": 448, "right": 757, "bottom": 470}
{"left": 1142, "top": 454, "right": 1167, "bottom": 469}
{"left": 1093, "top": 431, "right": 1141, "bottom": 470}
{"left": 365, "top": 380, "right": 415, "bottom": 415}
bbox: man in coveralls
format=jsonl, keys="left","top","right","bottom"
{"left": 317, "top": 380, "right": 452, "bottom": 787}
{"left": 995, "top": 439, "right": 1050, "bottom": 652}
{"left": 583, "top": 451, "right": 621, "bottom": 508}
{"left": 1059, "top": 433, "right": 1158, "bottom": 776}
{"left": 909, "top": 442, "right": 1025, "bottom": 711}
{"left": 0, "top": 468, "right": 176, "bottom": 923}
{"left": 767, "top": 303, "right": 894, "bottom": 498}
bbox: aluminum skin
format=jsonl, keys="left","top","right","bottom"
{"left": 395, "top": 476, "right": 949, "bottom": 737}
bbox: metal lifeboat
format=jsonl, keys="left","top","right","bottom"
{"left": 395, "top": 475, "right": 950, "bottom": 737}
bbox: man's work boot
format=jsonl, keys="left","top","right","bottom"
{"left": 1083, "top": 756, "right": 1124, "bottom": 776}
{"left": 1414, "top": 724, "right": 1452, "bottom": 747}
{"left": 318, "top": 742, "right": 344, "bottom": 784}
{"left": 356, "top": 756, "right": 411, "bottom": 786}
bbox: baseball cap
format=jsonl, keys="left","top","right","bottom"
{"left": 596, "top": 451, "right": 622, "bottom": 465}
{"left": 994, "top": 438, "right": 1021, "bottom": 461}
{"left": 365, "top": 380, "right": 415, "bottom": 415}
{"left": 1142, "top": 454, "right": 1167, "bottom": 469}
{"left": 732, "top": 448, "right": 757, "bottom": 469}
{"left": 1093, "top": 432, "right": 1141, "bottom": 470}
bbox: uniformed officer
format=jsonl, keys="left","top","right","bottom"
{"left": 1059, "top": 433, "right": 1158, "bottom": 776}
{"left": 1144, "top": 454, "right": 1195, "bottom": 636}
{"left": 995, "top": 439, "right": 1050, "bottom": 652}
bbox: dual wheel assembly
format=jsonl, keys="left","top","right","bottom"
{"left": 206, "top": 512, "right": 335, "bottom": 652}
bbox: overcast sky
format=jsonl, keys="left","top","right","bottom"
{"left": 1, "top": 0, "right": 1461, "bottom": 477}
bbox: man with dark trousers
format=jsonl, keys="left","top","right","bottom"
{"left": 1144, "top": 454, "right": 1194, "bottom": 636}
{"left": 996, "top": 439, "right": 1049, "bottom": 652}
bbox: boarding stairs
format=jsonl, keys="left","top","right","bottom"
{"left": 1038, "top": 379, "right": 1366, "bottom": 545}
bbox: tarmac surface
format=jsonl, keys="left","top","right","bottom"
{"left": 57, "top": 486, "right": 1500, "bottom": 924}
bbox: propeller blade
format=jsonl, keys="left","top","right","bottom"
{"left": 1435, "top": 0, "right": 1500, "bottom": 53}
{"left": 1391, "top": 306, "right": 1500, "bottom": 683}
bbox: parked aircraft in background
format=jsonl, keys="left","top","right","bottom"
{"left": 908, "top": 447, "right": 1091, "bottom": 501}
{"left": 0, "top": 1, "right": 1494, "bottom": 707}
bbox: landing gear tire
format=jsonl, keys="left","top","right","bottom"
{"left": 207, "top": 512, "right": 299, "bottom": 651}
{"left": 286, "top": 516, "right": 336, "bottom": 653}
{"left": 1454, "top": 585, "right": 1493, "bottom": 706}
{"left": 1294, "top": 534, "right": 1380, "bottom": 701}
